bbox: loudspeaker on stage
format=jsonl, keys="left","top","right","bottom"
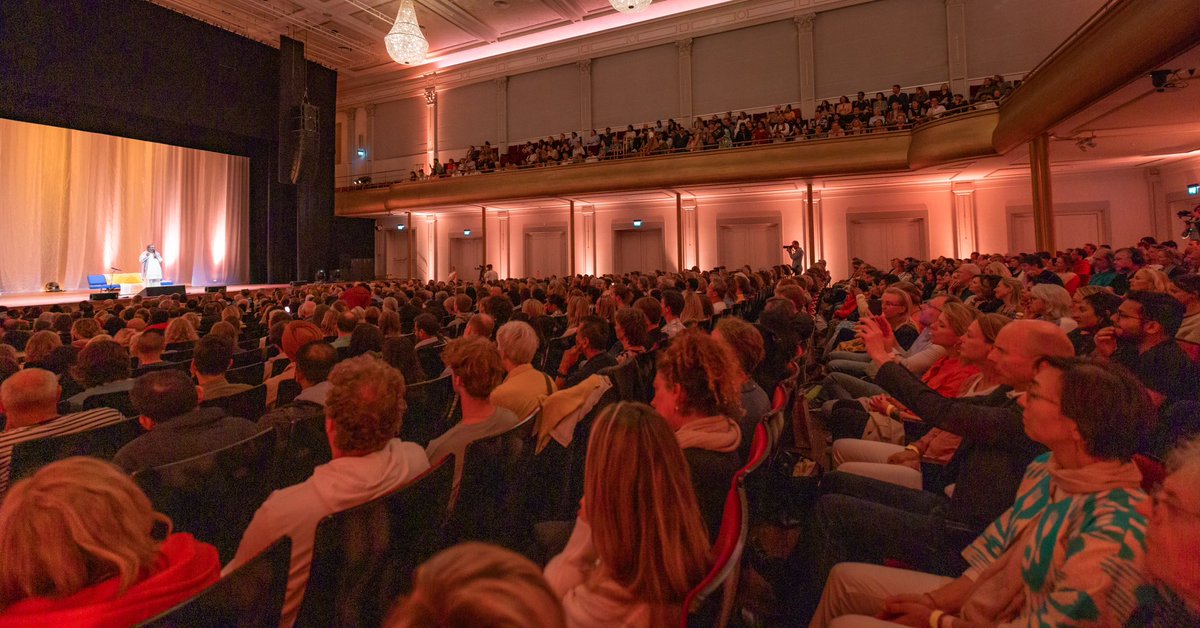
{"left": 89, "top": 292, "right": 118, "bottom": 301}
{"left": 139, "top": 285, "right": 187, "bottom": 298}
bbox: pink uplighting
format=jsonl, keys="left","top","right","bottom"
{"left": 426, "top": 0, "right": 738, "bottom": 71}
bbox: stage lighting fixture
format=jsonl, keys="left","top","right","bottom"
{"left": 352, "top": 175, "right": 372, "bottom": 185}
{"left": 633, "top": 219, "right": 643, "bottom": 228}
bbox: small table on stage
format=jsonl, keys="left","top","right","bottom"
{"left": 108, "top": 273, "right": 146, "bottom": 296}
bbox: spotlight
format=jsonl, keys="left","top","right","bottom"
{"left": 352, "top": 176, "right": 372, "bottom": 185}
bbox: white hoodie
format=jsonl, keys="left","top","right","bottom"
{"left": 225, "top": 438, "right": 430, "bottom": 627}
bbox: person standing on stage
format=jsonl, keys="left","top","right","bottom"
{"left": 784, "top": 239, "right": 805, "bottom": 274}
{"left": 139, "top": 244, "right": 164, "bottom": 287}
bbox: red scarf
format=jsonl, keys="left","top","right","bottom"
{"left": 0, "top": 533, "right": 220, "bottom": 627}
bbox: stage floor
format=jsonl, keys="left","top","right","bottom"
{"left": 0, "top": 284, "right": 292, "bottom": 309}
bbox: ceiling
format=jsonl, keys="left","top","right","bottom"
{"left": 144, "top": 0, "right": 706, "bottom": 80}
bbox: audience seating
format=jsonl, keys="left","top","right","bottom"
{"left": 161, "top": 349, "right": 194, "bottom": 364}
{"left": 201, "top": 384, "right": 267, "bottom": 422}
{"left": 225, "top": 361, "right": 265, "bottom": 386}
{"left": 1133, "top": 453, "right": 1166, "bottom": 491}
{"left": 269, "top": 358, "right": 291, "bottom": 378}
{"left": 132, "top": 428, "right": 276, "bottom": 563}
{"left": 401, "top": 375, "right": 457, "bottom": 446}
{"left": 271, "top": 409, "right": 332, "bottom": 490}
{"left": 416, "top": 343, "right": 447, "bottom": 382}
{"left": 444, "top": 410, "right": 538, "bottom": 549}
{"left": 275, "top": 379, "right": 302, "bottom": 406}
{"left": 294, "top": 456, "right": 455, "bottom": 628}
{"left": 82, "top": 389, "right": 138, "bottom": 417}
{"left": 232, "top": 349, "right": 265, "bottom": 368}
{"left": 9, "top": 417, "right": 143, "bottom": 481}
{"left": 539, "top": 335, "right": 575, "bottom": 375}
{"left": 138, "top": 537, "right": 291, "bottom": 628}
{"left": 133, "top": 360, "right": 190, "bottom": 377}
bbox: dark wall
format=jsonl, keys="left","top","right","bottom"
{"left": 0, "top": 0, "right": 371, "bottom": 283}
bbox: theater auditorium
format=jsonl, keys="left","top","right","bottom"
{"left": 0, "top": 0, "right": 1198, "bottom": 625}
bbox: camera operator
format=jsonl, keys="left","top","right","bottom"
{"left": 784, "top": 239, "right": 805, "bottom": 274}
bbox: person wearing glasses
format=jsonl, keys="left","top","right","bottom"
{"left": 1094, "top": 290, "right": 1198, "bottom": 404}
{"left": 813, "top": 357, "right": 1152, "bottom": 627}
{"left": 1128, "top": 437, "right": 1200, "bottom": 626}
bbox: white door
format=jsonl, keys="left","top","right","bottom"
{"left": 449, "top": 237, "right": 483, "bottom": 279}
{"left": 525, "top": 230, "right": 567, "bottom": 278}
{"left": 614, "top": 228, "right": 665, "bottom": 275}
{"left": 1008, "top": 209, "right": 1107, "bottom": 254}
{"left": 718, "top": 223, "right": 782, "bottom": 270}
{"left": 847, "top": 215, "right": 926, "bottom": 269}
{"left": 383, "top": 228, "right": 415, "bottom": 278}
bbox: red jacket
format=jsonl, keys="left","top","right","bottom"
{"left": 0, "top": 534, "right": 220, "bottom": 627}
{"left": 339, "top": 285, "right": 372, "bottom": 309}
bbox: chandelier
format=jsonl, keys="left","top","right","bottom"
{"left": 610, "top": 0, "right": 652, "bottom": 13}
{"left": 384, "top": 0, "right": 428, "bottom": 65}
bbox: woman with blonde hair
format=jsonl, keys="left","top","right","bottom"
{"left": 379, "top": 310, "right": 403, "bottom": 338}
{"left": 22, "top": 330, "right": 62, "bottom": 365}
{"left": 994, "top": 276, "right": 1023, "bottom": 318}
{"left": 679, "top": 291, "right": 706, "bottom": 325}
{"left": 545, "top": 402, "right": 710, "bottom": 627}
{"left": 163, "top": 317, "right": 198, "bottom": 348}
{"left": 652, "top": 328, "right": 744, "bottom": 539}
{"left": 562, "top": 296, "right": 591, "bottom": 338}
{"left": 0, "top": 457, "right": 219, "bottom": 624}
{"left": 1129, "top": 267, "right": 1171, "bottom": 294}
{"left": 320, "top": 308, "right": 339, "bottom": 338}
{"left": 388, "top": 542, "right": 564, "bottom": 628}
{"left": 1027, "top": 283, "right": 1077, "bottom": 332}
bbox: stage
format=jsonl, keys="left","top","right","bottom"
{"left": 0, "top": 284, "right": 292, "bottom": 309}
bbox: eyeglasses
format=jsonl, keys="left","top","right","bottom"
{"left": 1114, "top": 311, "right": 1145, "bottom": 322}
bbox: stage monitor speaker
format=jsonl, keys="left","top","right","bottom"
{"left": 90, "top": 292, "right": 118, "bottom": 301}
{"left": 290, "top": 280, "right": 307, "bottom": 287}
{"left": 205, "top": 285, "right": 226, "bottom": 293}
{"left": 139, "top": 285, "right": 187, "bottom": 298}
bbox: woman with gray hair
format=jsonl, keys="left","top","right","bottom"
{"left": 490, "top": 321, "right": 555, "bottom": 420}
{"left": 1027, "top": 283, "right": 1077, "bottom": 332}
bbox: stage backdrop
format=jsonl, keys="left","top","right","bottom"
{"left": 0, "top": 118, "right": 249, "bottom": 293}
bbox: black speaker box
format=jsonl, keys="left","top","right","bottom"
{"left": 290, "top": 280, "right": 307, "bottom": 287}
{"left": 205, "top": 286, "right": 226, "bottom": 293}
{"left": 139, "top": 285, "right": 187, "bottom": 298}
{"left": 89, "top": 292, "right": 118, "bottom": 301}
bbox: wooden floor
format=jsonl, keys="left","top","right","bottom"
{"left": 0, "top": 284, "right": 292, "bottom": 309}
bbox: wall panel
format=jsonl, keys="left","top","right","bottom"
{"left": 692, "top": 20, "right": 800, "bottom": 114}
{"left": 374, "top": 96, "right": 427, "bottom": 160}
{"left": 963, "top": 0, "right": 1108, "bottom": 78}
{"left": 438, "top": 80, "right": 499, "bottom": 154}
{"left": 814, "top": 0, "right": 948, "bottom": 98}
{"left": 507, "top": 64, "right": 581, "bottom": 141}
{"left": 593, "top": 44, "right": 680, "bottom": 129}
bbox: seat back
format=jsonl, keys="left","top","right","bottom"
{"left": 540, "top": 335, "right": 576, "bottom": 376}
{"left": 201, "top": 384, "right": 267, "bottom": 421}
{"left": 138, "top": 536, "right": 291, "bottom": 628}
{"left": 416, "top": 343, "right": 447, "bottom": 381}
{"left": 445, "top": 411, "right": 538, "bottom": 548}
{"left": 295, "top": 457, "right": 455, "bottom": 628}
{"left": 82, "top": 389, "right": 137, "bottom": 417}
{"left": 133, "top": 429, "right": 276, "bottom": 563}
{"left": 401, "top": 375, "right": 457, "bottom": 446}
{"left": 226, "top": 362, "right": 265, "bottom": 386}
{"left": 272, "top": 406, "right": 332, "bottom": 490}
{"left": 276, "top": 378, "right": 302, "bottom": 407}
{"left": 9, "top": 418, "right": 143, "bottom": 481}
{"left": 231, "top": 348, "right": 265, "bottom": 368}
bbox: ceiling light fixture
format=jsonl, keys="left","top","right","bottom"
{"left": 384, "top": 0, "right": 428, "bottom": 66}
{"left": 610, "top": 0, "right": 652, "bottom": 14}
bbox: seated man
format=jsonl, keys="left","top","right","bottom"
{"left": 112, "top": 369, "right": 261, "bottom": 473}
{"left": 463, "top": 313, "right": 494, "bottom": 339}
{"left": 1095, "top": 290, "right": 1199, "bottom": 403}
{"left": 555, "top": 316, "right": 617, "bottom": 389}
{"left": 0, "top": 368, "right": 124, "bottom": 495}
{"left": 191, "top": 335, "right": 252, "bottom": 401}
{"left": 264, "top": 321, "right": 324, "bottom": 408}
{"left": 258, "top": 341, "right": 337, "bottom": 441}
{"left": 63, "top": 339, "right": 136, "bottom": 411}
{"left": 227, "top": 355, "right": 429, "bottom": 627}
{"left": 659, "top": 289, "right": 686, "bottom": 339}
{"left": 330, "top": 311, "right": 358, "bottom": 349}
{"left": 425, "top": 336, "right": 521, "bottom": 488}
{"left": 130, "top": 329, "right": 167, "bottom": 374}
{"left": 490, "top": 321, "right": 555, "bottom": 420}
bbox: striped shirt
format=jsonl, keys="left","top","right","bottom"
{"left": 0, "top": 407, "right": 125, "bottom": 494}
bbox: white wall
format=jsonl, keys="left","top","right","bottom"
{"left": 814, "top": 0, "right": 949, "bottom": 98}
{"left": 438, "top": 80, "right": 499, "bottom": 157}
{"left": 507, "top": 64, "right": 582, "bottom": 141}
{"left": 692, "top": 20, "right": 801, "bottom": 114}
{"left": 593, "top": 44, "right": 680, "bottom": 129}
{"left": 963, "top": 0, "right": 1109, "bottom": 78}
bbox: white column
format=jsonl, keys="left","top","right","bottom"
{"left": 578, "top": 60, "right": 592, "bottom": 133}
{"left": 581, "top": 205, "right": 596, "bottom": 275}
{"left": 365, "top": 104, "right": 377, "bottom": 177}
{"left": 795, "top": 14, "right": 816, "bottom": 118}
{"left": 495, "top": 76, "right": 509, "bottom": 151}
{"left": 497, "top": 210, "right": 510, "bottom": 279}
{"left": 426, "top": 215, "right": 439, "bottom": 282}
{"left": 424, "top": 86, "right": 438, "bottom": 165}
{"left": 945, "top": 0, "right": 969, "bottom": 97}
{"left": 680, "top": 199, "right": 698, "bottom": 270}
{"left": 951, "top": 182, "right": 978, "bottom": 259}
{"left": 677, "top": 38, "right": 693, "bottom": 121}
{"left": 807, "top": 186, "right": 824, "bottom": 263}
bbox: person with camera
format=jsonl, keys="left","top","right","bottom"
{"left": 785, "top": 239, "right": 805, "bottom": 274}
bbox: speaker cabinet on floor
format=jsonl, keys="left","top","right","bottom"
{"left": 205, "top": 285, "right": 226, "bottom": 293}
{"left": 89, "top": 292, "right": 118, "bottom": 301}
{"left": 139, "top": 285, "right": 187, "bottom": 298}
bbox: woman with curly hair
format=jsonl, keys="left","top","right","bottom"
{"left": 163, "top": 317, "right": 198, "bottom": 349}
{"left": 0, "top": 457, "right": 220, "bottom": 624}
{"left": 545, "top": 402, "right": 710, "bottom": 627}
{"left": 652, "top": 328, "right": 744, "bottom": 539}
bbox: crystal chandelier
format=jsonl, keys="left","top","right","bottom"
{"left": 385, "top": 0, "right": 428, "bottom": 66}
{"left": 609, "top": 0, "right": 652, "bottom": 13}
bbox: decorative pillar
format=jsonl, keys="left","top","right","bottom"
{"left": 680, "top": 198, "right": 698, "bottom": 270}
{"left": 581, "top": 205, "right": 596, "bottom": 276}
{"left": 1030, "top": 133, "right": 1055, "bottom": 252}
{"left": 951, "top": 182, "right": 978, "bottom": 259}
{"left": 424, "top": 86, "right": 438, "bottom": 166}
{"left": 426, "top": 215, "right": 438, "bottom": 282}
{"left": 569, "top": 201, "right": 576, "bottom": 276}
{"left": 495, "top": 76, "right": 509, "bottom": 151}
{"left": 806, "top": 183, "right": 824, "bottom": 265}
{"left": 676, "top": 193, "right": 685, "bottom": 272}
{"left": 945, "top": 0, "right": 968, "bottom": 98}
{"left": 578, "top": 60, "right": 592, "bottom": 133}
{"left": 481, "top": 206, "right": 489, "bottom": 272}
{"left": 496, "top": 211, "right": 510, "bottom": 279}
{"left": 795, "top": 14, "right": 816, "bottom": 118}
{"left": 406, "top": 211, "right": 415, "bottom": 279}
{"left": 677, "top": 39, "right": 693, "bottom": 121}
{"left": 364, "top": 104, "right": 377, "bottom": 177}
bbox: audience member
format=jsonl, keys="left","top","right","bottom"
{"left": 265, "top": 321, "right": 324, "bottom": 408}
{"left": 258, "top": 341, "right": 337, "bottom": 440}
{"left": 490, "top": 321, "right": 555, "bottom": 420}
{"left": 555, "top": 316, "right": 617, "bottom": 389}
{"left": 713, "top": 317, "right": 771, "bottom": 456}
{"left": 63, "top": 339, "right": 134, "bottom": 411}
{"left": 1095, "top": 290, "right": 1198, "bottom": 402}
{"left": 191, "top": 335, "right": 252, "bottom": 401}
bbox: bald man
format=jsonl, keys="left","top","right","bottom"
{"left": 808, "top": 320, "right": 1076, "bottom": 590}
{"left": 0, "top": 368, "right": 124, "bottom": 494}
{"left": 264, "top": 321, "right": 324, "bottom": 408}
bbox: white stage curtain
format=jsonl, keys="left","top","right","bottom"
{"left": 0, "top": 118, "right": 250, "bottom": 293}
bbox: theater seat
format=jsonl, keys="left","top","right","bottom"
{"left": 201, "top": 384, "right": 267, "bottom": 422}
{"left": 444, "top": 410, "right": 538, "bottom": 549}
{"left": 401, "top": 375, "right": 457, "bottom": 446}
{"left": 9, "top": 418, "right": 143, "bottom": 482}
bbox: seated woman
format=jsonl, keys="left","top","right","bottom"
{"left": 1129, "top": 267, "right": 1171, "bottom": 294}
{"left": 994, "top": 276, "right": 1023, "bottom": 319}
{"left": 0, "top": 457, "right": 220, "bottom": 625}
{"left": 611, "top": 307, "right": 648, "bottom": 364}
{"left": 966, "top": 275, "right": 1002, "bottom": 313}
{"left": 1067, "top": 290, "right": 1122, "bottom": 357}
{"left": 652, "top": 328, "right": 744, "bottom": 540}
{"left": 544, "top": 402, "right": 710, "bottom": 627}
{"left": 1027, "top": 283, "right": 1078, "bottom": 332}
{"left": 818, "top": 303, "right": 981, "bottom": 455}
{"left": 831, "top": 313, "right": 1009, "bottom": 490}
{"left": 812, "top": 357, "right": 1152, "bottom": 627}
{"left": 388, "top": 542, "right": 564, "bottom": 628}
